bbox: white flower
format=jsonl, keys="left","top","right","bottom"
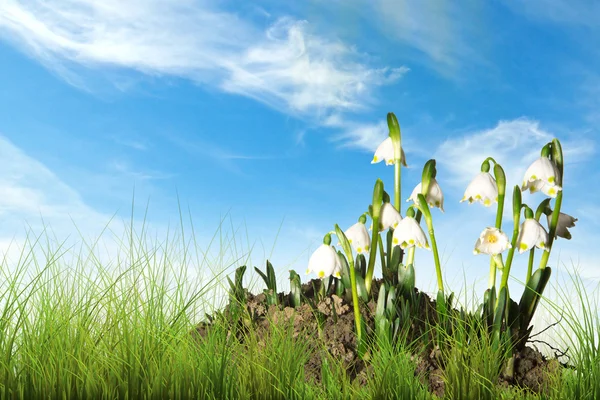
{"left": 548, "top": 212, "right": 577, "bottom": 240}
{"left": 461, "top": 172, "right": 498, "bottom": 207}
{"left": 392, "top": 217, "right": 430, "bottom": 250}
{"left": 521, "top": 157, "right": 562, "bottom": 197}
{"left": 516, "top": 218, "right": 549, "bottom": 253}
{"left": 306, "top": 244, "right": 343, "bottom": 279}
{"left": 370, "top": 204, "right": 402, "bottom": 232}
{"left": 344, "top": 222, "right": 371, "bottom": 254}
{"left": 473, "top": 227, "right": 511, "bottom": 255}
{"left": 407, "top": 178, "right": 444, "bottom": 212}
{"left": 378, "top": 203, "right": 403, "bottom": 231}
{"left": 371, "top": 137, "right": 407, "bottom": 166}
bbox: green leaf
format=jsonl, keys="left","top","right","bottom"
{"left": 356, "top": 253, "right": 367, "bottom": 278}
{"left": 386, "top": 229, "right": 393, "bottom": 267}
{"left": 390, "top": 245, "right": 402, "bottom": 272}
{"left": 338, "top": 251, "right": 351, "bottom": 289}
{"left": 492, "top": 286, "right": 509, "bottom": 349}
{"left": 289, "top": 270, "right": 302, "bottom": 308}
{"left": 266, "top": 260, "right": 276, "bottom": 290}
{"left": 386, "top": 286, "right": 397, "bottom": 320}
{"left": 254, "top": 267, "right": 269, "bottom": 287}
{"left": 436, "top": 289, "right": 447, "bottom": 316}
{"left": 376, "top": 283, "right": 387, "bottom": 320}
{"left": 354, "top": 273, "right": 368, "bottom": 302}
{"left": 518, "top": 267, "right": 552, "bottom": 323}
{"left": 483, "top": 286, "right": 496, "bottom": 328}
{"left": 397, "top": 263, "right": 415, "bottom": 296}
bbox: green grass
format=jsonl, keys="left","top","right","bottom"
{"left": 0, "top": 215, "right": 598, "bottom": 399}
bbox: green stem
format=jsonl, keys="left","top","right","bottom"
{"left": 394, "top": 162, "right": 401, "bottom": 212}
{"left": 418, "top": 194, "right": 444, "bottom": 294}
{"left": 526, "top": 248, "right": 535, "bottom": 283}
{"left": 365, "top": 179, "right": 384, "bottom": 293}
{"left": 503, "top": 186, "right": 522, "bottom": 273}
{"left": 497, "top": 255, "right": 510, "bottom": 295}
{"left": 378, "top": 234, "right": 386, "bottom": 272}
{"left": 405, "top": 210, "right": 421, "bottom": 266}
{"left": 334, "top": 225, "right": 362, "bottom": 343}
{"left": 538, "top": 190, "right": 562, "bottom": 270}
{"left": 488, "top": 258, "right": 497, "bottom": 289}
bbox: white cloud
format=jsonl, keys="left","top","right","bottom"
{"left": 0, "top": 0, "right": 405, "bottom": 116}
{"left": 367, "top": 0, "right": 485, "bottom": 71}
{"left": 435, "top": 118, "right": 595, "bottom": 189}
{"left": 504, "top": 0, "right": 600, "bottom": 28}
{"left": 330, "top": 119, "right": 388, "bottom": 152}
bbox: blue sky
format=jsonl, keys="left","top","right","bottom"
{"left": 0, "top": 0, "right": 599, "bottom": 296}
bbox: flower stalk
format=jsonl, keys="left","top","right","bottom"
{"left": 387, "top": 112, "right": 403, "bottom": 211}
{"left": 365, "top": 179, "right": 384, "bottom": 293}
{"left": 334, "top": 224, "right": 363, "bottom": 345}
{"left": 417, "top": 193, "right": 444, "bottom": 294}
{"left": 538, "top": 139, "right": 564, "bottom": 270}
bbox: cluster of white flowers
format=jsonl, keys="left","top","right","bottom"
{"left": 468, "top": 157, "right": 574, "bottom": 257}
{"left": 306, "top": 134, "right": 575, "bottom": 280}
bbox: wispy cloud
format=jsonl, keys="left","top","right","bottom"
{"left": 0, "top": 1, "right": 405, "bottom": 117}
{"left": 109, "top": 160, "right": 174, "bottom": 181}
{"left": 328, "top": 118, "right": 388, "bottom": 152}
{"left": 112, "top": 137, "right": 148, "bottom": 151}
{"left": 347, "top": 0, "right": 486, "bottom": 74}
{"left": 0, "top": 133, "right": 114, "bottom": 262}
{"left": 435, "top": 118, "right": 595, "bottom": 189}
{"left": 504, "top": 0, "right": 600, "bottom": 28}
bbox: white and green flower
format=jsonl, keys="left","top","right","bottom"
{"left": 407, "top": 178, "right": 444, "bottom": 212}
{"left": 517, "top": 218, "right": 549, "bottom": 253}
{"left": 461, "top": 172, "right": 498, "bottom": 207}
{"left": 344, "top": 221, "right": 371, "bottom": 254}
{"left": 473, "top": 227, "right": 511, "bottom": 255}
{"left": 549, "top": 212, "right": 577, "bottom": 240}
{"left": 306, "top": 244, "right": 343, "bottom": 279}
{"left": 392, "top": 216, "right": 430, "bottom": 250}
{"left": 372, "top": 203, "right": 403, "bottom": 232}
{"left": 521, "top": 157, "right": 562, "bottom": 198}
{"left": 371, "top": 137, "right": 407, "bottom": 166}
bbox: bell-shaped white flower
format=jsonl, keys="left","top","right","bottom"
{"left": 344, "top": 221, "right": 371, "bottom": 254}
{"left": 306, "top": 244, "right": 343, "bottom": 279}
{"left": 377, "top": 203, "right": 403, "bottom": 231}
{"left": 548, "top": 212, "right": 577, "bottom": 240}
{"left": 371, "top": 137, "right": 407, "bottom": 166}
{"left": 521, "top": 157, "right": 562, "bottom": 197}
{"left": 407, "top": 178, "right": 444, "bottom": 212}
{"left": 392, "top": 217, "right": 430, "bottom": 250}
{"left": 460, "top": 172, "right": 498, "bottom": 207}
{"left": 473, "top": 227, "right": 511, "bottom": 255}
{"left": 516, "top": 218, "right": 549, "bottom": 253}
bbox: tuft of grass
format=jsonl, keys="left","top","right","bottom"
{"left": 0, "top": 207, "right": 599, "bottom": 399}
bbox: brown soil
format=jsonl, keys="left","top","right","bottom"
{"left": 192, "top": 278, "right": 562, "bottom": 398}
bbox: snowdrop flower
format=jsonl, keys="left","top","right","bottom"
{"left": 379, "top": 203, "right": 403, "bottom": 231}
{"left": 371, "top": 137, "right": 408, "bottom": 166}
{"left": 473, "top": 227, "right": 511, "bottom": 255}
{"left": 392, "top": 217, "right": 430, "bottom": 250}
{"left": 306, "top": 243, "right": 343, "bottom": 279}
{"left": 521, "top": 157, "right": 562, "bottom": 198}
{"left": 344, "top": 220, "right": 371, "bottom": 254}
{"left": 461, "top": 172, "right": 498, "bottom": 207}
{"left": 549, "top": 212, "right": 577, "bottom": 240}
{"left": 370, "top": 203, "right": 403, "bottom": 232}
{"left": 517, "top": 219, "right": 549, "bottom": 253}
{"left": 407, "top": 178, "right": 444, "bottom": 212}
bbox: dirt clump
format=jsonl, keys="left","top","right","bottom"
{"left": 193, "top": 278, "right": 561, "bottom": 397}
